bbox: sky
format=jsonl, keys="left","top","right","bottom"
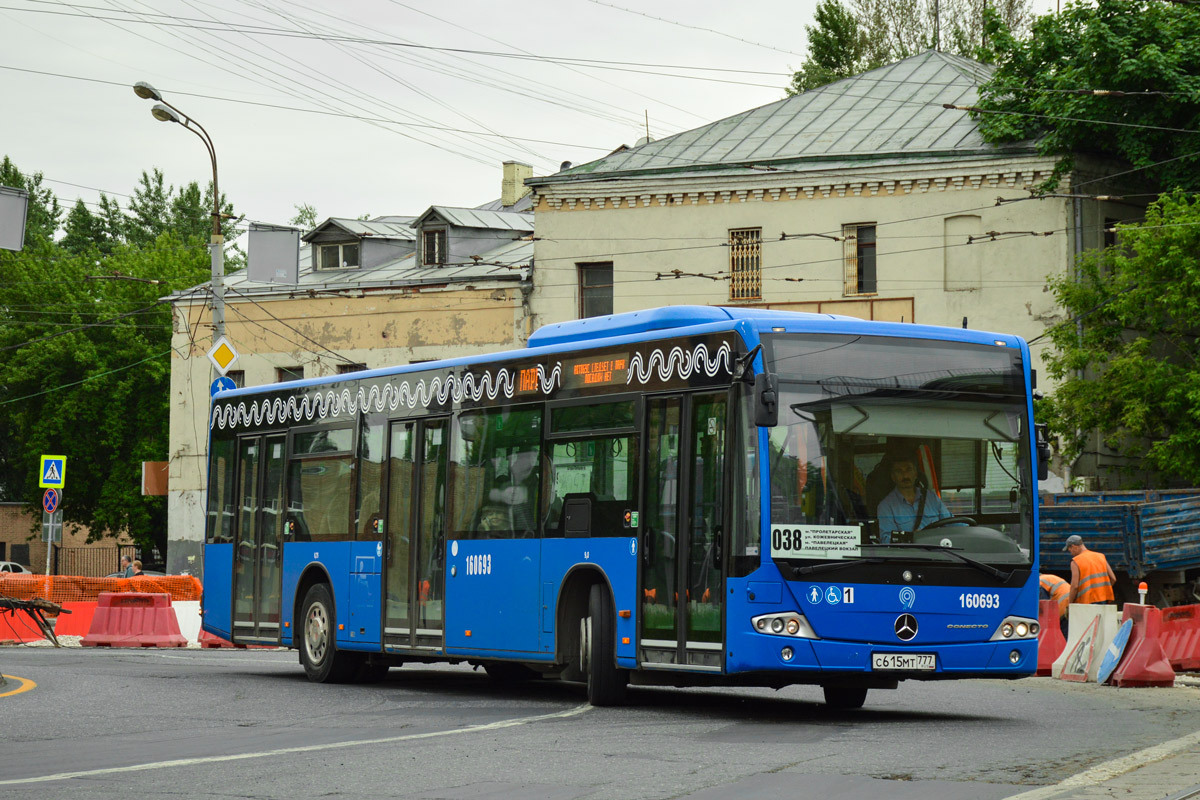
{"left": 2, "top": 0, "right": 1061, "bottom": 231}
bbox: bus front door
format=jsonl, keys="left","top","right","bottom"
{"left": 640, "top": 392, "right": 728, "bottom": 672}
{"left": 383, "top": 417, "right": 449, "bottom": 652}
{"left": 232, "top": 433, "right": 285, "bottom": 643}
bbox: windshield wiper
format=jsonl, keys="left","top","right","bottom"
{"left": 863, "top": 543, "right": 1013, "bottom": 582}
{"left": 793, "top": 557, "right": 885, "bottom": 577}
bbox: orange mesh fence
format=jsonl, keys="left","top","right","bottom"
{"left": 0, "top": 574, "right": 203, "bottom": 605}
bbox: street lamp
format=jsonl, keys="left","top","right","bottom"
{"left": 133, "top": 81, "right": 225, "bottom": 344}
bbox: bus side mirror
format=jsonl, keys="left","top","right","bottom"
{"left": 1035, "top": 423, "right": 1050, "bottom": 482}
{"left": 754, "top": 373, "right": 779, "bottom": 428}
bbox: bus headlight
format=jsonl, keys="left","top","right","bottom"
{"left": 751, "top": 612, "right": 818, "bottom": 639}
{"left": 990, "top": 615, "right": 1040, "bottom": 641}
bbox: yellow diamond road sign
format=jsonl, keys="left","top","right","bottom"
{"left": 207, "top": 337, "right": 240, "bottom": 375}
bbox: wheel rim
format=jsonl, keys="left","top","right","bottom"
{"left": 306, "top": 601, "right": 329, "bottom": 664}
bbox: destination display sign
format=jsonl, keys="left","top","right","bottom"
{"left": 564, "top": 353, "right": 628, "bottom": 389}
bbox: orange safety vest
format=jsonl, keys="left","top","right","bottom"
{"left": 1072, "top": 550, "right": 1115, "bottom": 603}
{"left": 1040, "top": 573, "right": 1070, "bottom": 617}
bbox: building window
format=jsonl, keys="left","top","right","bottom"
{"left": 276, "top": 366, "right": 304, "bottom": 383}
{"left": 578, "top": 262, "right": 613, "bottom": 318}
{"left": 337, "top": 363, "right": 366, "bottom": 375}
{"left": 226, "top": 370, "right": 245, "bottom": 388}
{"left": 317, "top": 242, "right": 360, "bottom": 270}
{"left": 843, "top": 223, "right": 877, "bottom": 295}
{"left": 422, "top": 229, "right": 447, "bottom": 266}
{"left": 728, "top": 228, "right": 762, "bottom": 301}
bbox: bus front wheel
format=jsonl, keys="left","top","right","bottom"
{"left": 822, "top": 685, "right": 868, "bottom": 709}
{"left": 299, "top": 583, "right": 359, "bottom": 683}
{"left": 582, "top": 583, "right": 627, "bottom": 706}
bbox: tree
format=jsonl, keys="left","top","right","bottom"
{"left": 1039, "top": 192, "right": 1200, "bottom": 485}
{"left": 975, "top": 0, "right": 1200, "bottom": 192}
{"left": 0, "top": 157, "right": 231, "bottom": 551}
{"left": 788, "top": 0, "right": 874, "bottom": 95}
{"left": 788, "top": 0, "right": 1031, "bottom": 93}
{"left": 290, "top": 203, "right": 318, "bottom": 229}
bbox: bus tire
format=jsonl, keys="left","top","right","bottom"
{"left": 822, "top": 685, "right": 868, "bottom": 709}
{"left": 583, "top": 583, "right": 627, "bottom": 706}
{"left": 299, "top": 583, "right": 358, "bottom": 684}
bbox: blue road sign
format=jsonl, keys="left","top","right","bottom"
{"left": 211, "top": 376, "right": 237, "bottom": 397}
{"left": 39, "top": 455, "right": 66, "bottom": 489}
{"left": 42, "top": 488, "right": 59, "bottom": 514}
{"left": 1098, "top": 618, "right": 1134, "bottom": 685}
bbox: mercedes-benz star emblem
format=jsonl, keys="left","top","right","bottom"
{"left": 894, "top": 614, "right": 918, "bottom": 641}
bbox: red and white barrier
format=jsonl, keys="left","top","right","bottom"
{"left": 1109, "top": 604, "right": 1176, "bottom": 687}
{"left": 1160, "top": 604, "right": 1200, "bottom": 672}
{"left": 1053, "top": 603, "right": 1119, "bottom": 682}
{"left": 1037, "top": 599, "right": 1067, "bottom": 676}
{"left": 81, "top": 593, "right": 187, "bottom": 648}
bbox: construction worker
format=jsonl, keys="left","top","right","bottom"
{"left": 1039, "top": 573, "right": 1070, "bottom": 636}
{"left": 1064, "top": 534, "right": 1117, "bottom": 605}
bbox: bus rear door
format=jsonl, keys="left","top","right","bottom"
{"left": 232, "top": 433, "right": 285, "bottom": 644}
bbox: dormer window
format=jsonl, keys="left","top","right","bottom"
{"left": 422, "top": 229, "right": 447, "bottom": 266}
{"left": 318, "top": 242, "right": 360, "bottom": 270}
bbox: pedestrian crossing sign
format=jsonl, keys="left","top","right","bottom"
{"left": 39, "top": 455, "right": 66, "bottom": 489}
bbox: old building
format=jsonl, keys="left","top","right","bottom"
{"left": 525, "top": 51, "right": 1144, "bottom": 395}
{"left": 164, "top": 163, "right": 535, "bottom": 576}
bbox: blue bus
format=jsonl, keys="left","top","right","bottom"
{"left": 202, "top": 306, "right": 1046, "bottom": 708}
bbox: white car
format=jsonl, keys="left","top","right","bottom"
{"left": 0, "top": 561, "right": 32, "bottom": 573}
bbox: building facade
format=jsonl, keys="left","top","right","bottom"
{"left": 164, "top": 164, "right": 535, "bottom": 576}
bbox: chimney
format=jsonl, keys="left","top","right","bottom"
{"left": 502, "top": 161, "right": 533, "bottom": 208}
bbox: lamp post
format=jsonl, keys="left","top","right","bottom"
{"left": 132, "top": 81, "right": 225, "bottom": 344}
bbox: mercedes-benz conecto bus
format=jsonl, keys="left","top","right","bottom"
{"left": 202, "top": 306, "right": 1046, "bottom": 708}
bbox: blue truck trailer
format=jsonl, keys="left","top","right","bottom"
{"left": 1039, "top": 490, "right": 1200, "bottom": 605}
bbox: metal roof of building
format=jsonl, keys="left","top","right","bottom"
{"left": 531, "top": 51, "right": 1033, "bottom": 185}
{"left": 415, "top": 206, "right": 534, "bottom": 232}
{"left": 301, "top": 217, "right": 415, "bottom": 242}
{"left": 168, "top": 235, "right": 531, "bottom": 301}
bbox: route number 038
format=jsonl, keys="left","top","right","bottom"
{"left": 959, "top": 592, "right": 1000, "bottom": 609}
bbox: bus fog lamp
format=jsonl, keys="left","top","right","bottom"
{"left": 1016, "top": 622, "right": 1029, "bottom": 637}
{"left": 1009, "top": 649, "right": 1021, "bottom": 664}
{"left": 771, "top": 618, "right": 785, "bottom": 634}
{"left": 781, "top": 646, "right": 794, "bottom": 661}
{"left": 1001, "top": 622, "right": 1014, "bottom": 638}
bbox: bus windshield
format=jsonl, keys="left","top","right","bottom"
{"left": 762, "top": 333, "right": 1033, "bottom": 569}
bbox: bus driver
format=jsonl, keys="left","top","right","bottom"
{"left": 876, "top": 449, "right": 952, "bottom": 536}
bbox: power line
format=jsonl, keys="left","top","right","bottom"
{"left": 584, "top": 0, "right": 805, "bottom": 58}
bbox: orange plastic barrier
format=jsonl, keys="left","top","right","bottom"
{"left": 0, "top": 574, "right": 202, "bottom": 605}
{"left": 1110, "top": 604, "right": 1175, "bottom": 688}
{"left": 81, "top": 593, "right": 187, "bottom": 648}
{"left": 52, "top": 601, "right": 98, "bottom": 637}
{"left": 1037, "top": 599, "right": 1067, "bottom": 676}
{"left": 1160, "top": 604, "right": 1200, "bottom": 671}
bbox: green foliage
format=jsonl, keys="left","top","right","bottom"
{"left": 1040, "top": 191, "right": 1200, "bottom": 485}
{"left": 290, "top": 203, "right": 318, "bottom": 230}
{"left": 975, "top": 0, "right": 1200, "bottom": 192}
{"left": 788, "top": 0, "right": 1030, "bottom": 93}
{"left": 0, "top": 156, "right": 232, "bottom": 550}
{"left": 787, "top": 0, "right": 873, "bottom": 95}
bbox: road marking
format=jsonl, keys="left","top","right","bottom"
{"left": 0, "top": 675, "right": 36, "bottom": 698}
{"left": 1006, "top": 728, "right": 1200, "bottom": 799}
{"left": 0, "top": 703, "right": 591, "bottom": 786}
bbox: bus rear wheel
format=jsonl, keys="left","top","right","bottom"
{"left": 299, "top": 583, "right": 359, "bottom": 683}
{"left": 822, "top": 685, "right": 868, "bottom": 709}
{"left": 582, "top": 583, "right": 627, "bottom": 706}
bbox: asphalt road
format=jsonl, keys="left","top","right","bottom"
{"left": 1, "top": 646, "right": 1198, "bottom": 800}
